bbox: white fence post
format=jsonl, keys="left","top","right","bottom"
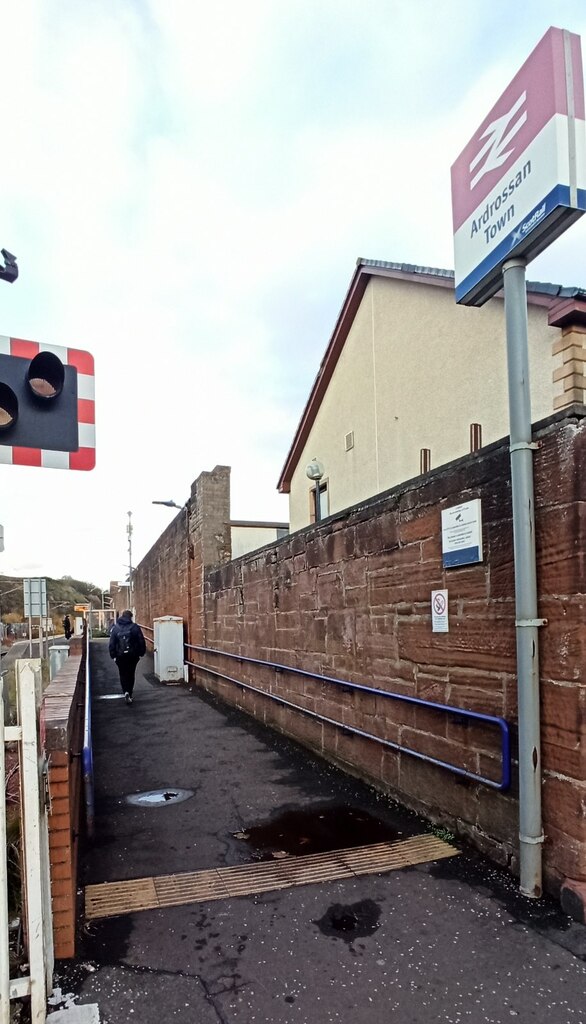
{"left": 1, "top": 661, "right": 53, "bottom": 1022}
{"left": 17, "top": 662, "right": 51, "bottom": 1023}
{"left": 0, "top": 679, "right": 10, "bottom": 1024}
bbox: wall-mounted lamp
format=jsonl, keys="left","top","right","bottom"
{"left": 305, "top": 459, "right": 324, "bottom": 482}
{"left": 152, "top": 498, "right": 192, "bottom": 555}
{"left": 305, "top": 458, "right": 325, "bottom": 522}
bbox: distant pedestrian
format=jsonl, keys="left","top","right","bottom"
{"left": 63, "top": 615, "right": 72, "bottom": 640}
{"left": 108, "top": 610, "right": 146, "bottom": 705}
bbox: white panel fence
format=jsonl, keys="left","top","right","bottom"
{"left": 1, "top": 660, "right": 53, "bottom": 1023}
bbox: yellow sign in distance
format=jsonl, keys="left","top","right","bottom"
{"left": 74, "top": 604, "right": 90, "bottom": 612}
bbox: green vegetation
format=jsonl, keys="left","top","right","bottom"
{"left": 429, "top": 824, "right": 456, "bottom": 843}
{"left": 0, "top": 574, "right": 107, "bottom": 618}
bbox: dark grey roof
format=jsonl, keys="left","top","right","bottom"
{"left": 356, "top": 258, "right": 586, "bottom": 300}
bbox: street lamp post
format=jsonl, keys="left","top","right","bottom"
{"left": 127, "top": 511, "right": 134, "bottom": 613}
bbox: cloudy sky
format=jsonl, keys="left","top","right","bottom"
{"left": 0, "top": 1, "right": 585, "bottom": 591}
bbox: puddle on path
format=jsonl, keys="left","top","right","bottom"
{"left": 126, "top": 788, "right": 194, "bottom": 807}
{"left": 238, "top": 805, "right": 400, "bottom": 859}
{"left": 315, "top": 899, "right": 382, "bottom": 942}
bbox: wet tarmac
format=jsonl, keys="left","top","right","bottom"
{"left": 53, "top": 642, "right": 586, "bottom": 1024}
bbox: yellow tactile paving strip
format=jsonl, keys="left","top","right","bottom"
{"left": 85, "top": 833, "right": 459, "bottom": 920}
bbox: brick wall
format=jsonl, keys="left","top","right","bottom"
{"left": 134, "top": 409, "right": 586, "bottom": 894}
{"left": 43, "top": 636, "right": 85, "bottom": 959}
{"left": 550, "top": 299, "right": 586, "bottom": 411}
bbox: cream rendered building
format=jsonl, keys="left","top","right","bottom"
{"left": 278, "top": 260, "right": 586, "bottom": 531}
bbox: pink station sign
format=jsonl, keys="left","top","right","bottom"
{"left": 451, "top": 27, "right": 586, "bottom": 306}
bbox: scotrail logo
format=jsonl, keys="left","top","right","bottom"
{"left": 469, "top": 92, "right": 527, "bottom": 190}
{"left": 509, "top": 201, "right": 547, "bottom": 247}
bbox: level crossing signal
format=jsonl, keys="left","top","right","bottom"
{"left": 0, "top": 336, "right": 95, "bottom": 470}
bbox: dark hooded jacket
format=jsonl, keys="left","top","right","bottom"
{"left": 109, "top": 611, "right": 146, "bottom": 660}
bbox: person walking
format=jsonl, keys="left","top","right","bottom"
{"left": 63, "top": 614, "right": 72, "bottom": 640}
{"left": 108, "top": 609, "right": 146, "bottom": 705}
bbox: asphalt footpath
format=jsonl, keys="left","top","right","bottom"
{"left": 53, "top": 639, "right": 586, "bottom": 1024}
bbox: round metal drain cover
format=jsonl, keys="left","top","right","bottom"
{"left": 98, "top": 694, "right": 125, "bottom": 700}
{"left": 126, "top": 788, "right": 194, "bottom": 807}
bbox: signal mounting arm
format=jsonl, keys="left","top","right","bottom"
{"left": 0, "top": 249, "right": 18, "bottom": 284}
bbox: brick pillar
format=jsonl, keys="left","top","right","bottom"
{"left": 549, "top": 299, "right": 586, "bottom": 411}
{"left": 187, "top": 465, "right": 231, "bottom": 647}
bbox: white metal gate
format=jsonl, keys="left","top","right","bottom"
{"left": 1, "top": 660, "right": 53, "bottom": 1023}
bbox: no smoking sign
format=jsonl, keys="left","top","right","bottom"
{"left": 431, "top": 589, "right": 449, "bottom": 633}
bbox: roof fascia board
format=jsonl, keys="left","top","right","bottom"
{"left": 548, "top": 297, "right": 586, "bottom": 327}
{"left": 277, "top": 264, "right": 370, "bottom": 492}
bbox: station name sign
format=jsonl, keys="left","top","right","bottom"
{"left": 451, "top": 27, "right": 586, "bottom": 306}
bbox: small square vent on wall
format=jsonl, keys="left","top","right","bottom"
{"left": 344, "top": 430, "right": 354, "bottom": 451}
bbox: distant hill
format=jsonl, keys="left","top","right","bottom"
{"left": 0, "top": 575, "right": 107, "bottom": 618}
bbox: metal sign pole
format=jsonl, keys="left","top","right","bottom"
{"left": 502, "top": 257, "right": 544, "bottom": 898}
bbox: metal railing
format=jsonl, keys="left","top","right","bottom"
{"left": 138, "top": 623, "right": 154, "bottom": 645}
{"left": 186, "top": 645, "right": 511, "bottom": 791}
{"left": 82, "top": 627, "right": 94, "bottom": 837}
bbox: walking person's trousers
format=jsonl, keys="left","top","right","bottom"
{"left": 115, "top": 654, "right": 140, "bottom": 696}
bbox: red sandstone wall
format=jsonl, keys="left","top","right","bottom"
{"left": 134, "top": 510, "right": 190, "bottom": 632}
{"left": 134, "top": 467, "right": 231, "bottom": 647}
{"left": 132, "top": 413, "right": 586, "bottom": 891}
{"left": 198, "top": 410, "right": 585, "bottom": 890}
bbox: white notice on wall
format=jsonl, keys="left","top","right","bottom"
{"left": 441, "top": 498, "right": 483, "bottom": 568}
{"left": 431, "top": 589, "right": 449, "bottom": 633}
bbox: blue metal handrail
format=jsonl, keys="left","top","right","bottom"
{"left": 186, "top": 644, "right": 511, "bottom": 791}
{"left": 82, "top": 626, "right": 94, "bottom": 837}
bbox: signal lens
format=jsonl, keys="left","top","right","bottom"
{"left": 0, "top": 383, "right": 18, "bottom": 431}
{"left": 27, "top": 352, "right": 65, "bottom": 400}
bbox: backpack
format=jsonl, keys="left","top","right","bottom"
{"left": 115, "top": 623, "right": 134, "bottom": 657}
